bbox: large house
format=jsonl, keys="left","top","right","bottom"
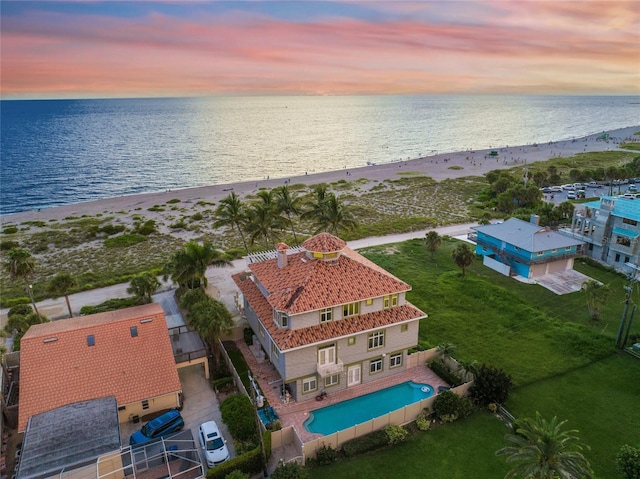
{"left": 564, "top": 195, "right": 640, "bottom": 273}
{"left": 233, "top": 233, "right": 427, "bottom": 402}
{"left": 18, "top": 303, "right": 182, "bottom": 432}
{"left": 471, "top": 217, "right": 585, "bottom": 279}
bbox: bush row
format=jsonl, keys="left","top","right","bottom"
{"left": 427, "top": 358, "right": 463, "bottom": 386}
{"left": 220, "top": 394, "right": 256, "bottom": 442}
{"left": 206, "top": 430, "right": 271, "bottom": 479}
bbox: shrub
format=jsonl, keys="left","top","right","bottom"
{"left": 224, "top": 471, "right": 248, "bottom": 479}
{"left": 384, "top": 424, "right": 408, "bottom": 444}
{"left": 341, "top": 429, "right": 388, "bottom": 457}
{"left": 469, "top": 364, "right": 513, "bottom": 407}
{"left": 616, "top": 444, "right": 640, "bottom": 479}
{"left": 206, "top": 445, "right": 263, "bottom": 479}
{"left": 270, "top": 462, "right": 308, "bottom": 479}
{"left": 134, "top": 219, "right": 157, "bottom": 235}
{"left": 416, "top": 412, "right": 431, "bottom": 431}
{"left": 100, "top": 224, "right": 126, "bottom": 236}
{"left": 432, "top": 390, "right": 473, "bottom": 423}
{"left": 221, "top": 394, "right": 256, "bottom": 441}
{"left": 104, "top": 233, "right": 146, "bottom": 248}
{"left": 191, "top": 212, "right": 203, "bottom": 221}
{"left": 211, "top": 377, "right": 234, "bottom": 392}
{"left": 8, "top": 304, "right": 34, "bottom": 318}
{"left": 167, "top": 198, "right": 181, "bottom": 204}
{"left": 79, "top": 297, "right": 140, "bottom": 315}
{"left": 427, "top": 358, "right": 463, "bottom": 386}
{"left": 243, "top": 327, "right": 254, "bottom": 346}
{"left": 0, "top": 240, "right": 20, "bottom": 251}
{"left": 314, "top": 444, "right": 338, "bottom": 465}
{"left": 2, "top": 226, "right": 18, "bottom": 234}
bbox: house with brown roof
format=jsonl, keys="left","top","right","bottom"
{"left": 18, "top": 303, "right": 182, "bottom": 432}
{"left": 233, "top": 233, "right": 427, "bottom": 402}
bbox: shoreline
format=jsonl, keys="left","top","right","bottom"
{"left": 2, "top": 125, "right": 638, "bottom": 226}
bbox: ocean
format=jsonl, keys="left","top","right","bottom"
{"left": 1, "top": 95, "right": 638, "bottom": 215}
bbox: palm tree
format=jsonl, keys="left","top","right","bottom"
{"left": 425, "top": 231, "right": 442, "bottom": 260}
{"left": 4, "top": 248, "right": 39, "bottom": 316}
{"left": 451, "top": 243, "right": 474, "bottom": 277}
{"left": 127, "top": 271, "right": 161, "bottom": 304}
{"left": 496, "top": 412, "right": 594, "bottom": 479}
{"left": 245, "top": 200, "right": 283, "bottom": 250}
{"left": 182, "top": 294, "right": 234, "bottom": 368}
{"left": 581, "top": 280, "right": 613, "bottom": 320}
{"left": 457, "top": 359, "right": 479, "bottom": 382}
{"left": 436, "top": 342, "right": 457, "bottom": 361}
{"left": 214, "top": 192, "right": 250, "bottom": 254}
{"left": 301, "top": 184, "right": 330, "bottom": 223}
{"left": 47, "top": 272, "right": 77, "bottom": 318}
{"left": 274, "top": 185, "right": 302, "bottom": 245}
{"left": 320, "top": 194, "right": 358, "bottom": 235}
{"left": 165, "top": 241, "right": 230, "bottom": 290}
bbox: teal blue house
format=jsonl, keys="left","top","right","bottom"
{"left": 471, "top": 217, "right": 585, "bottom": 279}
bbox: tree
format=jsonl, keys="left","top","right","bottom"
{"left": 301, "top": 184, "right": 330, "bottom": 223}
{"left": 181, "top": 294, "right": 234, "bottom": 368}
{"left": 313, "top": 193, "right": 357, "bottom": 235}
{"left": 616, "top": 444, "right": 640, "bottom": 479}
{"left": 451, "top": 243, "right": 474, "bottom": 277}
{"left": 214, "top": 192, "right": 250, "bottom": 254}
{"left": 127, "top": 271, "right": 161, "bottom": 304}
{"left": 5, "top": 307, "right": 48, "bottom": 351}
{"left": 496, "top": 412, "right": 594, "bottom": 479}
{"left": 245, "top": 201, "right": 280, "bottom": 250}
{"left": 270, "top": 461, "right": 309, "bottom": 479}
{"left": 47, "top": 272, "right": 77, "bottom": 318}
{"left": 457, "top": 359, "right": 479, "bottom": 382}
{"left": 581, "top": 280, "right": 613, "bottom": 320}
{"left": 436, "top": 342, "right": 457, "bottom": 361}
{"left": 469, "top": 364, "right": 513, "bottom": 407}
{"left": 3, "top": 248, "right": 39, "bottom": 316}
{"left": 274, "top": 185, "right": 302, "bottom": 245}
{"left": 165, "top": 241, "right": 230, "bottom": 290}
{"left": 424, "top": 231, "right": 442, "bottom": 260}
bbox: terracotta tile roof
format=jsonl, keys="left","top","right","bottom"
{"left": 302, "top": 233, "right": 346, "bottom": 252}
{"left": 248, "top": 246, "right": 410, "bottom": 314}
{"left": 234, "top": 272, "right": 425, "bottom": 351}
{"left": 18, "top": 303, "right": 181, "bottom": 432}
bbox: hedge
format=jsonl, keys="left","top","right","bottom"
{"left": 341, "top": 429, "right": 388, "bottom": 457}
{"left": 427, "top": 358, "right": 463, "bottom": 386}
{"left": 221, "top": 394, "right": 256, "bottom": 441}
{"left": 206, "top": 431, "right": 271, "bottom": 479}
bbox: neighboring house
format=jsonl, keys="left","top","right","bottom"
{"left": 233, "top": 233, "right": 427, "bottom": 402}
{"left": 471, "top": 217, "right": 585, "bottom": 279}
{"left": 564, "top": 195, "right": 640, "bottom": 273}
{"left": 18, "top": 303, "right": 182, "bottom": 432}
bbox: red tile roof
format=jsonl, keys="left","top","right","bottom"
{"left": 248, "top": 246, "right": 410, "bottom": 314}
{"left": 302, "top": 233, "right": 346, "bottom": 253}
{"left": 234, "top": 272, "right": 425, "bottom": 350}
{"left": 18, "top": 303, "right": 181, "bottom": 432}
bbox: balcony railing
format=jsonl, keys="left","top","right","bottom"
{"left": 317, "top": 359, "right": 344, "bottom": 377}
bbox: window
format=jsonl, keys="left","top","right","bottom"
{"left": 390, "top": 353, "right": 403, "bottom": 368}
{"left": 302, "top": 377, "right": 317, "bottom": 393}
{"left": 142, "top": 400, "right": 149, "bottom": 410}
{"left": 623, "top": 217, "right": 638, "bottom": 226}
{"left": 280, "top": 313, "right": 289, "bottom": 328}
{"left": 537, "top": 251, "right": 544, "bottom": 256}
{"left": 320, "top": 308, "right": 333, "bottom": 323}
{"left": 366, "top": 298, "right": 373, "bottom": 306}
{"left": 615, "top": 253, "right": 621, "bottom": 262}
{"left": 130, "top": 326, "right": 138, "bottom": 337}
{"left": 118, "top": 406, "right": 126, "bottom": 411}
{"left": 369, "top": 358, "right": 383, "bottom": 374}
{"left": 589, "top": 244, "right": 594, "bottom": 251}
{"left": 271, "top": 342, "right": 280, "bottom": 360}
{"left": 368, "top": 330, "right": 385, "bottom": 349}
{"left": 565, "top": 247, "right": 572, "bottom": 251}
{"left": 551, "top": 248, "right": 557, "bottom": 253}
{"left": 617, "top": 236, "right": 631, "bottom": 247}
{"left": 400, "top": 324, "right": 408, "bottom": 332}
{"left": 383, "top": 294, "right": 398, "bottom": 309}
{"left": 343, "top": 302, "right": 360, "bottom": 317}
{"left": 347, "top": 337, "right": 356, "bottom": 346}
{"left": 625, "top": 256, "right": 630, "bottom": 263}
{"left": 87, "top": 335, "right": 95, "bottom": 346}
{"left": 324, "top": 374, "right": 339, "bottom": 387}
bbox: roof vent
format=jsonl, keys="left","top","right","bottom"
{"left": 43, "top": 337, "right": 58, "bottom": 343}
{"left": 140, "top": 318, "right": 153, "bottom": 324}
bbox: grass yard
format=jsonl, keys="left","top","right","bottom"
{"left": 507, "top": 353, "right": 640, "bottom": 479}
{"left": 308, "top": 412, "right": 511, "bottom": 479}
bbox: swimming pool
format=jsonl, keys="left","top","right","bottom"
{"left": 304, "top": 381, "right": 434, "bottom": 435}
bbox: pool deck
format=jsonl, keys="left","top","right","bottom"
{"left": 235, "top": 340, "right": 449, "bottom": 444}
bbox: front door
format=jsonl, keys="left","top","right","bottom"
{"left": 347, "top": 365, "right": 361, "bottom": 387}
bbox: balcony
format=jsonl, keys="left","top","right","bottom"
{"left": 475, "top": 237, "right": 584, "bottom": 265}
{"left": 317, "top": 359, "right": 344, "bottom": 377}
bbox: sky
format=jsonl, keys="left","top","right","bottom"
{"left": 1, "top": 1, "right": 639, "bottom": 99}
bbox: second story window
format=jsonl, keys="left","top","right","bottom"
{"left": 383, "top": 294, "right": 398, "bottom": 308}
{"left": 274, "top": 310, "right": 289, "bottom": 328}
{"left": 320, "top": 308, "right": 333, "bottom": 323}
{"left": 368, "top": 330, "right": 385, "bottom": 349}
{"left": 343, "top": 302, "right": 360, "bottom": 318}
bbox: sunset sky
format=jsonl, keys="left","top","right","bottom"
{"left": 2, "top": 1, "right": 639, "bottom": 99}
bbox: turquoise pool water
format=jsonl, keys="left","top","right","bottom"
{"left": 304, "top": 381, "right": 434, "bottom": 435}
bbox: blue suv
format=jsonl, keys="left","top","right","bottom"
{"left": 129, "top": 409, "right": 184, "bottom": 445}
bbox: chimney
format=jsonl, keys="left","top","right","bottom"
{"left": 276, "top": 243, "right": 289, "bottom": 269}
{"left": 530, "top": 214, "right": 540, "bottom": 226}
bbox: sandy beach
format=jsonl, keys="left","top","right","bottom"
{"left": 2, "top": 125, "right": 638, "bottom": 227}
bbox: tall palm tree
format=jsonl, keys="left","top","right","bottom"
{"left": 301, "top": 184, "right": 330, "bottom": 223}
{"left": 451, "top": 243, "right": 474, "bottom": 277}
{"left": 4, "top": 248, "right": 39, "bottom": 316}
{"left": 496, "top": 412, "right": 594, "bottom": 479}
{"left": 165, "top": 241, "right": 230, "bottom": 290}
{"left": 47, "top": 272, "right": 77, "bottom": 318}
{"left": 245, "top": 195, "right": 284, "bottom": 250}
{"left": 214, "top": 192, "right": 250, "bottom": 254}
{"left": 127, "top": 271, "right": 161, "bottom": 304}
{"left": 274, "top": 185, "right": 302, "bottom": 245}
{"left": 318, "top": 194, "right": 358, "bottom": 235}
{"left": 425, "top": 231, "right": 442, "bottom": 260}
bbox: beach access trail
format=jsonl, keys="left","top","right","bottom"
{"left": 0, "top": 222, "right": 476, "bottom": 326}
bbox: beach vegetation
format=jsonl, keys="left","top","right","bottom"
{"left": 47, "top": 272, "right": 78, "bottom": 317}
{"left": 133, "top": 219, "right": 157, "bottom": 235}
{"left": 0, "top": 240, "right": 20, "bottom": 251}
{"left": 448, "top": 165, "right": 463, "bottom": 170}
{"left": 620, "top": 143, "right": 640, "bottom": 151}
{"left": 214, "top": 192, "right": 251, "bottom": 254}
{"left": 2, "top": 226, "right": 18, "bottom": 235}
{"left": 147, "top": 205, "right": 165, "bottom": 212}
{"left": 104, "top": 233, "right": 147, "bottom": 248}
{"left": 167, "top": 198, "right": 181, "bottom": 204}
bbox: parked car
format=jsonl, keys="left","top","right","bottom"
{"left": 588, "top": 181, "right": 602, "bottom": 188}
{"left": 541, "top": 187, "right": 552, "bottom": 193}
{"left": 129, "top": 409, "right": 184, "bottom": 445}
{"left": 199, "top": 421, "right": 230, "bottom": 467}
{"left": 628, "top": 184, "right": 637, "bottom": 192}
{"left": 567, "top": 191, "right": 577, "bottom": 200}
{"left": 562, "top": 184, "right": 575, "bottom": 191}
{"left": 550, "top": 186, "right": 563, "bottom": 192}
{"left": 623, "top": 193, "right": 640, "bottom": 200}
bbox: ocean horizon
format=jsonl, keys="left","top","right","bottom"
{"left": 1, "top": 94, "right": 639, "bottom": 216}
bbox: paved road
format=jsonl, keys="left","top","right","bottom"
{"left": 1, "top": 222, "right": 478, "bottom": 326}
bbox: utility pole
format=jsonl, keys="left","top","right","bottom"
{"left": 616, "top": 263, "right": 640, "bottom": 349}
